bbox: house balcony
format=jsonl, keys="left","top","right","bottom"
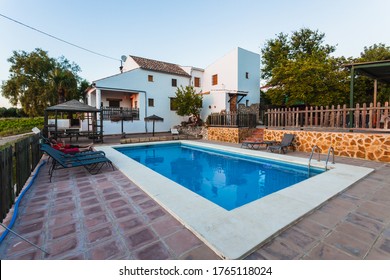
{"left": 102, "top": 107, "right": 140, "bottom": 121}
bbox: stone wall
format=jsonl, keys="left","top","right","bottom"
{"left": 264, "top": 129, "right": 390, "bottom": 162}
{"left": 207, "top": 127, "right": 256, "bottom": 143}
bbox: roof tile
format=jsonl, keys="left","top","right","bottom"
{"left": 130, "top": 55, "right": 190, "bottom": 77}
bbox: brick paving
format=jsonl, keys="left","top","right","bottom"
{"left": 0, "top": 140, "right": 389, "bottom": 260}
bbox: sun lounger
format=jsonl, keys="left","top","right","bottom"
{"left": 241, "top": 140, "right": 277, "bottom": 150}
{"left": 40, "top": 144, "right": 114, "bottom": 182}
{"left": 40, "top": 144, "right": 106, "bottom": 159}
{"left": 267, "top": 134, "right": 295, "bottom": 154}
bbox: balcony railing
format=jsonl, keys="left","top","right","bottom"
{"left": 207, "top": 112, "right": 257, "bottom": 128}
{"left": 265, "top": 102, "right": 390, "bottom": 130}
{"left": 102, "top": 107, "right": 139, "bottom": 121}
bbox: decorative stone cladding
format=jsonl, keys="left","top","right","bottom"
{"left": 207, "top": 127, "right": 257, "bottom": 143}
{"left": 264, "top": 129, "right": 390, "bottom": 162}
{"left": 178, "top": 126, "right": 207, "bottom": 139}
{"left": 238, "top": 103, "right": 260, "bottom": 123}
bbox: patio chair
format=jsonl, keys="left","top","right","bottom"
{"left": 241, "top": 140, "right": 277, "bottom": 150}
{"left": 171, "top": 128, "right": 179, "bottom": 135}
{"left": 40, "top": 144, "right": 114, "bottom": 182}
{"left": 40, "top": 144, "right": 106, "bottom": 160}
{"left": 267, "top": 134, "right": 295, "bottom": 154}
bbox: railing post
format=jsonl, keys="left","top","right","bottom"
{"left": 362, "top": 103, "right": 367, "bottom": 128}
{"left": 342, "top": 104, "right": 347, "bottom": 128}
{"left": 354, "top": 103, "right": 360, "bottom": 128}
{"left": 336, "top": 105, "right": 341, "bottom": 127}
{"left": 330, "top": 105, "right": 335, "bottom": 127}
{"left": 384, "top": 101, "right": 389, "bottom": 129}
{"left": 304, "top": 106, "right": 308, "bottom": 126}
{"left": 376, "top": 102, "right": 381, "bottom": 129}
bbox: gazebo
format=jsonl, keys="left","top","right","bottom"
{"left": 44, "top": 99, "right": 104, "bottom": 143}
{"left": 344, "top": 60, "right": 390, "bottom": 128}
{"left": 345, "top": 59, "right": 390, "bottom": 107}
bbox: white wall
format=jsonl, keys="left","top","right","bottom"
{"left": 122, "top": 56, "right": 140, "bottom": 72}
{"left": 203, "top": 48, "right": 239, "bottom": 92}
{"left": 237, "top": 47, "right": 260, "bottom": 106}
{"left": 93, "top": 68, "right": 190, "bottom": 134}
{"left": 91, "top": 48, "right": 260, "bottom": 132}
{"left": 199, "top": 48, "right": 260, "bottom": 120}
{"left": 200, "top": 48, "right": 238, "bottom": 119}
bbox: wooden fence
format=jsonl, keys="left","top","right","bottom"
{"left": 265, "top": 102, "right": 390, "bottom": 130}
{"left": 207, "top": 113, "right": 257, "bottom": 128}
{"left": 0, "top": 134, "right": 41, "bottom": 222}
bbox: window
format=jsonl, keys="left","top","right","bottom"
{"left": 170, "top": 98, "right": 178, "bottom": 111}
{"left": 194, "top": 77, "right": 201, "bottom": 87}
{"left": 212, "top": 74, "right": 218, "bottom": 85}
{"left": 148, "top": 75, "right": 154, "bottom": 82}
{"left": 245, "top": 72, "right": 249, "bottom": 79}
{"left": 148, "top": 98, "right": 154, "bottom": 107}
{"left": 171, "top": 79, "right": 177, "bottom": 87}
{"left": 108, "top": 100, "right": 120, "bottom": 108}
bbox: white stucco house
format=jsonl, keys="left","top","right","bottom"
{"left": 87, "top": 47, "right": 260, "bottom": 135}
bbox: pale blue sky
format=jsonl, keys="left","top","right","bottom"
{"left": 1, "top": 0, "right": 390, "bottom": 107}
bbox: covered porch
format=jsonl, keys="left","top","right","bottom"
{"left": 87, "top": 86, "right": 148, "bottom": 135}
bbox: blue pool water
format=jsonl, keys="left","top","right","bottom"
{"left": 116, "top": 143, "right": 323, "bottom": 211}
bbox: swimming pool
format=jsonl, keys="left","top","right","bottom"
{"left": 97, "top": 141, "right": 374, "bottom": 259}
{"left": 116, "top": 143, "right": 323, "bottom": 210}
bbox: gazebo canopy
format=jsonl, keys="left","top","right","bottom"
{"left": 345, "top": 59, "right": 390, "bottom": 109}
{"left": 44, "top": 99, "right": 103, "bottom": 143}
{"left": 344, "top": 60, "right": 390, "bottom": 128}
{"left": 344, "top": 60, "right": 390, "bottom": 84}
{"left": 45, "top": 99, "right": 100, "bottom": 112}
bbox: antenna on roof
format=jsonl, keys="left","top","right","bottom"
{"left": 120, "top": 55, "right": 127, "bottom": 73}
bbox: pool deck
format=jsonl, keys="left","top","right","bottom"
{"left": 0, "top": 137, "right": 390, "bottom": 260}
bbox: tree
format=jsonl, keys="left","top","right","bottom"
{"left": 1, "top": 48, "right": 85, "bottom": 116}
{"left": 261, "top": 28, "right": 349, "bottom": 106}
{"left": 173, "top": 85, "right": 203, "bottom": 123}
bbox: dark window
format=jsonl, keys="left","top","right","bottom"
{"left": 172, "top": 79, "right": 177, "bottom": 87}
{"left": 194, "top": 77, "right": 201, "bottom": 87}
{"left": 148, "top": 98, "right": 154, "bottom": 107}
{"left": 108, "top": 100, "right": 120, "bottom": 108}
{"left": 148, "top": 75, "right": 154, "bottom": 82}
{"left": 170, "top": 98, "right": 178, "bottom": 111}
{"left": 212, "top": 74, "right": 218, "bottom": 85}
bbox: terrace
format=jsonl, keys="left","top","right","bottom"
{"left": 0, "top": 134, "right": 389, "bottom": 260}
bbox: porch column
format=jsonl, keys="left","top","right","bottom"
{"left": 96, "top": 88, "right": 102, "bottom": 109}
{"left": 349, "top": 66, "right": 354, "bottom": 128}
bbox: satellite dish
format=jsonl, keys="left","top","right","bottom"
{"left": 121, "top": 55, "right": 127, "bottom": 62}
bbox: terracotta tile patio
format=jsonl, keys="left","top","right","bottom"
{"left": 0, "top": 139, "right": 389, "bottom": 260}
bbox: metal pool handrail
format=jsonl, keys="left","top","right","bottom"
{"left": 308, "top": 145, "right": 322, "bottom": 174}
{"left": 325, "top": 146, "right": 335, "bottom": 170}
